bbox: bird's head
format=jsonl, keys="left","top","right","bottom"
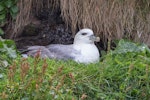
{"left": 74, "top": 28, "right": 100, "bottom": 45}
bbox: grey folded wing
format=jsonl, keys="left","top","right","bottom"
{"left": 27, "top": 44, "right": 80, "bottom": 60}
{"left": 27, "top": 46, "right": 52, "bottom": 58}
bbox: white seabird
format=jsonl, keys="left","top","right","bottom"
{"left": 25, "top": 28, "right": 100, "bottom": 64}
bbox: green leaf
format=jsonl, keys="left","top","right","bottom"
{"left": 0, "top": 9, "right": 7, "bottom": 15}
{"left": 14, "top": 0, "right": 18, "bottom": 3}
{"left": 11, "top": 5, "right": 18, "bottom": 13}
{"left": 0, "top": 60, "right": 8, "bottom": 67}
{"left": 0, "top": 20, "right": 6, "bottom": 27}
{"left": 0, "top": 28, "right": 4, "bottom": 35}
{"left": 112, "top": 39, "right": 146, "bottom": 54}
{"left": 4, "top": 39, "right": 16, "bottom": 47}
{"left": 10, "top": 10, "right": 17, "bottom": 19}
{"left": 0, "top": 14, "right": 5, "bottom": 20}
{"left": 3, "top": 44, "right": 17, "bottom": 58}
{"left": 4, "top": 0, "right": 12, "bottom": 8}
{"left": 0, "top": 74, "right": 4, "bottom": 78}
{"left": 0, "top": 5, "right": 4, "bottom": 11}
{"left": 0, "top": 38, "right": 17, "bottom": 58}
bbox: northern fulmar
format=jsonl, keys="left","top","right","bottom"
{"left": 23, "top": 28, "right": 100, "bottom": 64}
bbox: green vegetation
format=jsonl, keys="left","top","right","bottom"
{"left": 0, "top": 0, "right": 150, "bottom": 99}
{"left": 0, "top": 0, "right": 18, "bottom": 35}
{"left": 0, "top": 39, "right": 150, "bottom": 99}
{"left": 0, "top": 36, "right": 17, "bottom": 67}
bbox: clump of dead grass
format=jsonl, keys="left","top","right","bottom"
{"left": 60, "top": 0, "right": 150, "bottom": 48}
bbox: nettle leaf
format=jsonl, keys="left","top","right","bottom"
{"left": 11, "top": 5, "right": 18, "bottom": 13}
{"left": 113, "top": 39, "right": 146, "bottom": 54}
{"left": 4, "top": 39, "right": 16, "bottom": 48}
{"left": 0, "top": 28, "right": 4, "bottom": 35}
{"left": 3, "top": 44, "right": 17, "bottom": 58}
{"left": 0, "top": 20, "right": 6, "bottom": 27}
{"left": 0, "top": 38, "right": 17, "bottom": 58}
{"left": 0, "top": 74, "right": 4, "bottom": 78}
{"left": 4, "top": 0, "right": 12, "bottom": 8}
{"left": 0, "top": 41, "right": 4, "bottom": 48}
{"left": 0, "top": 9, "right": 7, "bottom": 15}
{"left": 0, "top": 5, "right": 4, "bottom": 11}
{"left": 0, "top": 13, "right": 6, "bottom": 20}
{"left": 10, "top": 11, "right": 17, "bottom": 19}
{"left": 14, "top": 0, "right": 18, "bottom": 3}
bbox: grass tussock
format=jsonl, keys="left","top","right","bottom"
{"left": 0, "top": 40, "right": 150, "bottom": 99}
{"left": 5, "top": 0, "right": 150, "bottom": 47}
{"left": 60, "top": 0, "right": 150, "bottom": 47}
{"left": 6, "top": 0, "right": 33, "bottom": 39}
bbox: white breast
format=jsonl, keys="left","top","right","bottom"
{"left": 73, "top": 44, "right": 100, "bottom": 64}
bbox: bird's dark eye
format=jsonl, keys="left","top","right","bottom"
{"left": 81, "top": 33, "right": 87, "bottom": 35}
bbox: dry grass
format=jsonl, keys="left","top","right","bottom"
{"left": 6, "top": 0, "right": 54, "bottom": 39}
{"left": 60, "top": 0, "right": 150, "bottom": 47}
{"left": 6, "top": 0, "right": 33, "bottom": 38}
{"left": 6, "top": 0, "right": 150, "bottom": 48}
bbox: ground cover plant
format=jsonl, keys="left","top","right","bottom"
{"left": 1, "top": 0, "right": 150, "bottom": 99}
{"left": 0, "top": 39, "right": 150, "bottom": 100}
{"left": 0, "top": 36, "right": 17, "bottom": 68}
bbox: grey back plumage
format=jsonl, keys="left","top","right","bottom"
{"left": 27, "top": 44, "right": 80, "bottom": 60}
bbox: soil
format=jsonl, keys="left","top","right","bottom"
{"left": 15, "top": 8, "right": 73, "bottom": 49}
